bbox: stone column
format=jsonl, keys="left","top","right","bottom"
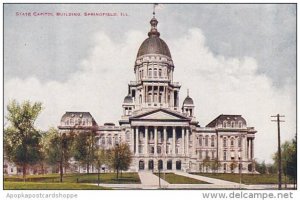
{"left": 186, "top": 128, "right": 189, "bottom": 156}
{"left": 192, "top": 130, "right": 196, "bottom": 156}
{"left": 145, "top": 126, "right": 148, "bottom": 155}
{"left": 154, "top": 126, "right": 157, "bottom": 155}
{"left": 135, "top": 127, "right": 139, "bottom": 155}
{"left": 131, "top": 128, "right": 134, "bottom": 153}
{"left": 181, "top": 127, "right": 185, "bottom": 155}
{"left": 172, "top": 127, "right": 176, "bottom": 155}
{"left": 163, "top": 127, "right": 167, "bottom": 155}
{"left": 243, "top": 136, "right": 247, "bottom": 160}
{"left": 251, "top": 139, "right": 254, "bottom": 160}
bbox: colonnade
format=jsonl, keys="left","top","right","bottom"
{"left": 131, "top": 126, "right": 194, "bottom": 156}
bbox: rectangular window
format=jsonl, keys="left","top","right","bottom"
{"left": 223, "top": 151, "right": 227, "bottom": 161}
{"left": 211, "top": 137, "right": 215, "bottom": 147}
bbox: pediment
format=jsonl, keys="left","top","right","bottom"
{"left": 131, "top": 109, "right": 189, "bottom": 121}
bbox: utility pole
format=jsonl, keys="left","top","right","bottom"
{"left": 271, "top": 114, "right": 285, "bottom": 190}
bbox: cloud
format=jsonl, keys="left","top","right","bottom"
{"left": 4, "top": 28, "right": 295, "bottom": 163}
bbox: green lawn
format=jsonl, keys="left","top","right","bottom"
{"left": 154, "top": 173, "right": 209, "bottom": 184}
{"left": 4, "top": 172, "right": 141, "bottom": 184}
{"left": 192, "top": 173, "right": 293, "bottom": 185}
{"left": 4, "top": 182, "right": 108, "bottom": 190}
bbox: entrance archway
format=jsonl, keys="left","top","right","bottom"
{"left": 167, "top": 160, "right": 172, "bottom": 170}
{"left": 139, "top": 160, "right": 144, "bottom": 170}
{"left": 148, "top": 160, "right": 154, "bottom": 171}
{"left": 176, "top": 160, "right": 181, "bottom": 170}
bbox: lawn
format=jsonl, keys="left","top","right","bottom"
{"left": 154, "top": 173, "right": 209, "bottom": 184}
{"left": 4, "top": 182, "right": 108, "bottom": 190}
{"left": 192, "top": 173, "right": 293, "bottom": 185}
{"left": 4, "top": 172, "right": 141, "bottom": 184}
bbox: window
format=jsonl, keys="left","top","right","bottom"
{"left": 205, "top": 150, "right": 209, "bottom": 159}
{"left": 231, "top": 121, "right": 235, "bottom": 128}
{"left": 157, "top": 146, "right": 161, "bottom": 154}
{"left": 205, "top": 136, "right": 209, "bottom": 146}
{"left": 148, "top": 68, "right": 152, "bottom": 77}
{"left": 223, "top": 121, "right": 228, "bottom": 128}
{"left": 159, "top": 69, "right": 162, "bottom": 77}
{"left": 223, "top": 151, "right": 227, "bottom": 161}
{"left": 199, "top": 136, "right": 203, "bottom": 146}
{"left": 108, "top": 136, "right": 112, "bottom": 145}
{"left": 211, "top": 136, "right": 215, "bottom": 147}
{"left": 154, "top": 68, "right": 157, "bottom": 77}
{"left": 101, "top": 137, "right": 105, "bottom": 145}
{"left": 70, "top": 119, "right": 74, "bottom": 125}
{"left": 238, "top": 121, "right": 243, "bottom": 128}
{"left": 212, "top": 151, "right": 215, "bottom": 159}
{"left": 238, "top": 136, "right": 242, "bottom": 147}
{"left": 223, "top": 137, "right": 227, "bottom": 147}
{"left": 151, "top": 147, "right": 154, "bottom": 154}
{"left": 126, "top": 132, "right": 130, "bottom": 142}
{"left": 230, "top": 138, "right": 234, "bottom": 146}
{"left": 199, "top": 150, "right": 202, "bottom": 159}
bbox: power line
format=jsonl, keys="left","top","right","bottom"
{"left": 271, "top": 114, "right": 285, "bottom": 190}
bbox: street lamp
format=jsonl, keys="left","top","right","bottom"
{"left": 238, "top": 150, "right": 242, "bottom": 189}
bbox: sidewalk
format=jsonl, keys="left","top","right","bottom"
{"left": 138, "top": 171, "right": 169, "bottom": 189}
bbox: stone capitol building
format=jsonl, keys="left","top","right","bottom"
{"left": 58, "top": 15, "right": 257, "bottom": 174}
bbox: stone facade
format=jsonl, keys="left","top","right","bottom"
{"left": 58, "top": 16, "right": 257, "bottom": 173}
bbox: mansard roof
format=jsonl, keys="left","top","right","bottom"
{"left": 206, "top": 114, "right": 247, "bottom": 128}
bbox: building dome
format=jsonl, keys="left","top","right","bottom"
{"left": 136, "top": 17, "right": 172, "bottom": 58}
{"left": 123, "top": 95, "right": 133, "bottom": 104}
{"left": 183, "top": 96, "right": 194, "bottom": 105}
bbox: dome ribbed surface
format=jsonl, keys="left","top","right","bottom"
{"left": 137, "top": 36, "right": 171, "bottom": 58}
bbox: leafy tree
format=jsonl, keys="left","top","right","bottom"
{"left": 230, "top": 161, "right": 238, "bottom": 173}
{"left": 72, "top": 131, "right": 96, "bottom": 174}
{"left": 210, "top": 159, "right": 221, "bottom": 173}
{"left": 273, "top": 138, "right": 297, "bottom": 188}
{"left": 94, "top": 148, "right": 108, "bottom": 185}
{"left": 255, "top": 160, "right": 267, "bottom": 174}
{"left": 4, "top": 100, "right": 43, "bottom": 181}
{"left": 43, "top": 127, "right": 75, "bottom": 182}
{"left": 109, "top": 143, "right": 132, "bottom": 179}
{"left": 202, "top": 156, "right": 211, "bottom": 173}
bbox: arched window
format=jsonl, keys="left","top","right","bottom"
{"left": 211, "top": 136, "right": 215, "bottom": 147}
{"left": 223, "top": 121, "right": 228, "bottom": 128}
{"left": 107, "top": 135, "right": 112, "bottom": 145}
{"left": 148, "top": 68, "right": 152, "bottom": 77}
{"left": 231, "top": 121, "right": 235, "bottom": 128}
{"left": 154, "top": 68, "right": 157, "bottom": 77}
{"left": 199, "top": 135, "right": 203, "bottom": 146}
{"left": 205, "top": 135, "right": 209, "bottom": 146}
{"left": 199, "top": 150, "right": 202, "bottom": 159}
{"left": 223, "top": 137, "right": 227, "bottom": 147}
{"left": 238, "top": 121, "right": 243, "bottom": 128}
{"left": 230, "top": 137, "right": 234, "bottom": 146}
{"left": 159, "top": 69, "right": 162, "bottom": 77}
{"left": 126, "top": 132, "right": 130, "bottom": 142}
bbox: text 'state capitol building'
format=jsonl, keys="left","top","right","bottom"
{"left": 59, "top": 15, "right": 257, "bottom": 173}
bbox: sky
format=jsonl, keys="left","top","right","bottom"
{"left": 3, "top": 4, "right": 296, "bottom": 163}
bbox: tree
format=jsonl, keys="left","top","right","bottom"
{"left": 255, "top": 160, "right": 267, "bottom": 174}
{"left": 72, "top": 131, "right": 96, "bottom": 174}
{"left": 210, "top": 159, "right": 221, "bottom": 174}
{"left": 230, "top": 161, "right": 238, "bottom": 173}
{"left": 286, "top": 135, "right": 297, "bottom": 188}
{"left": 43, "top": 127, "right": 74, "bottom": 182}
{"left": 109, "top": 143, "right": 132, "bottom": 179}
{"left": 202, "top": 156, "right": 211, "bottom": 173}
{"left": 4, "top": 100, "right": 43, "bottom": 181}
{"left": 273, "top": 137, "right": 297, "bottom": 188}
{"left": 94, "top": 148, "right": 108, "bottom": 185}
